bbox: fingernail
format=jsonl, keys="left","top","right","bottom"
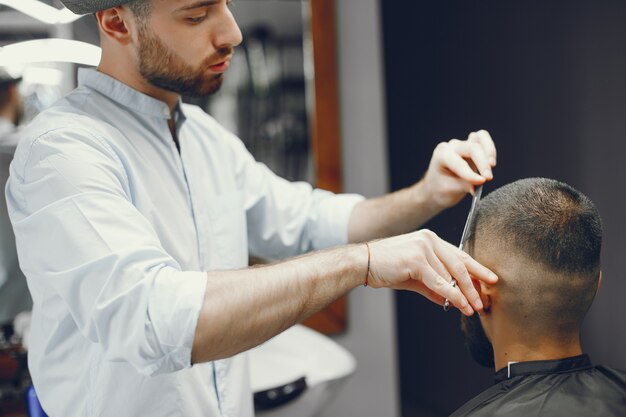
{"left": 491, "top": 272, "right": 498, "bottom": 281}
{"left": 490, "top": 157, "right": 496, "bottom": 166}
{"left": 474, "top": 298, "right": 483, "bottom": 310}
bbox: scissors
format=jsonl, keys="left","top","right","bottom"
{"left": 443, "top": 184, "right": 483, "bottom": 311}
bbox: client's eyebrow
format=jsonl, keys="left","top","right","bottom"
{"left": 175, "top": 1, "right": 220, "bottom": 12}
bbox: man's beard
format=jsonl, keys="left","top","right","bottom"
{"left": 460, "top": 313, "right": 495, "bottom": 368}
{"left": 136, "top": 23, "right": 231, "bottom": 97}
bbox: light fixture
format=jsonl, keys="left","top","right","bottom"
{"left": 0, "top": 39, "right": 101, "bottom": 66}
{"left": 22, "top": 67, "right": 64, "bottom": 86}
{"left": 0, "top": 0, "right": 81, "bottom": 25}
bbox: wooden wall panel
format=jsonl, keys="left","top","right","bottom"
{"left": 302, "top": 0, "right": 347, "bottom": 335}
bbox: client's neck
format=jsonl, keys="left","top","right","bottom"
{"left": 491, "top": 320, "right": 583, "bottom": 372}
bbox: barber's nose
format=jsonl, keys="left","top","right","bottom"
{"left": 214, "top": 5, "right": 243, "bottom": 49}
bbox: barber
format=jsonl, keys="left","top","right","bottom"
{"left": 7, "top": 1, "right": 498, "bottom": 416}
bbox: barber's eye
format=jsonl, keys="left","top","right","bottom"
{"left": 186, "top": 14, "right": 208, "bottom": 23}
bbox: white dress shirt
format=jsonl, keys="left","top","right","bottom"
{"left": 6, "top": 69, "right": 363, "bottom": 417}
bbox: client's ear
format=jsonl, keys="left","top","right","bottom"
{"left": 472, "top": 278, "right": 493, "bottom": 313}
{"left": 596, "top": 271, "right": 603, "bottom": 295}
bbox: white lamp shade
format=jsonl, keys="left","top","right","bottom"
{"left": 0, "top": 0, "right": 82, "bottom": 25}
{"left": 0, "top": 39, "right": 101, "bottom": 66}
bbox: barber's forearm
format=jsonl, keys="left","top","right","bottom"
{"left": 191, "top": 244, "right": 365, "bottom": 364}
{"left": 348, "top": 131, "right": 497, "bottom": 243}
{"left": 348, "top": 180, "right": 441, "bottom": 243}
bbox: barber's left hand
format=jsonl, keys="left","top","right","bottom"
{"left": 419, "top": 130, "right": 496, "bottom": 209}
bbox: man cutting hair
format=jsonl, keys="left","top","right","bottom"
{"left": 8, "top": 1, "right": 498, "bottom": 416}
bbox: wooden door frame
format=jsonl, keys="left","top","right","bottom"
{"left": 301, "top": 0, "right": 347, "bottom": 335}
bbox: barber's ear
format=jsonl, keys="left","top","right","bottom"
{"left": 96, "top": 8, "right": 133, "bottom": 45}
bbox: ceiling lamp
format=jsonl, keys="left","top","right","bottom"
{"left": 0, "top": 0, "right": 81, "bottom": 25}
{"left": 0, "top": 39, "right": 101, "bottom": 66}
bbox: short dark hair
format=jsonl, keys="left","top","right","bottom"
{"left": 469, "top": 178, "right": 602, "bottom": 332}
{"left": 91, "top": 0, "right": 150, "bottom": 24}
{"left": 127, "top": 0, "right": 151, "bottom": 21}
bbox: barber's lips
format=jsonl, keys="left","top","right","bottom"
{"left": 209, "top": 59, "right": 230, "bottom": 73}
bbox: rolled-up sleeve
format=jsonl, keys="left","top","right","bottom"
{"left": 6, "top": 129, "right": 206, "bottom": 376}
{"left": 222, "top": 131, "right": 364, "bottom": 259}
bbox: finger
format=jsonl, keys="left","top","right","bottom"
{"left": 395, "top": 280, "right": 446, "bottom": 305}
{"left": 432, "top": 240, "right": 484, "bottom": 312}
{"left": 449, "top": 139, "right": 492, "bottom": 180}
{"left": 469, "top": 130, "right": 497, "bottom": 167}
{"left": 417, "top": 262, "right": 473, "bottom": 316}
{"left": 467, "top": 141, "right": 493, "bottom": 180}
{"left": 471, "top": 276, "right": 481, "bottom": 293}
{"left": 425, "top": 247, "right": 453, "bottom": 284}
{"left": 438, "top": 239, "right": 499, "bottom": 287}
{"left": 460, "top": 252, "right": 498, "bottom": 287}
{"left": 440, "top": 144, "right": 485, "bottom": 185}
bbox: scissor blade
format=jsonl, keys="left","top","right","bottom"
{"left": 458, "top": 185, "right": 483, "bottom": 251}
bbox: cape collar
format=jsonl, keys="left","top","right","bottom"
{"left": 494, "top": 354, "right": 593, "bottom": 383}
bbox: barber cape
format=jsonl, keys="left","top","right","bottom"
{"left": 451, "top": 355, "right": 626, "bottom": 417}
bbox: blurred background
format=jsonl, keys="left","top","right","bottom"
{"left": 1, "top": 1, "right": 625, "bottom": 416}
{"left": 385, "top": 2, "right": 626, "bottom": 415}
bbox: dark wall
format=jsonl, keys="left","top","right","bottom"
{"left": 381, "top": 1, "right": 626, "bottom": 416}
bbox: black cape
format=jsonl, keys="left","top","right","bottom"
{"left": 451, "top": 355, "right": 626, "bottom": 416}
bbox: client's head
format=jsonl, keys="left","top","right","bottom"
{"left": 461, "top": 178, "right": 602, "bottom": 370}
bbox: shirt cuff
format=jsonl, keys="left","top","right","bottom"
{"left": 311, "top": 192, "right": 365, "bottom": 250}
{"left": 144, "top": 268, "right": 207, "bottom": 375}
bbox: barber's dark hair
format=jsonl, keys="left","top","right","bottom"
{"left": 91, "top": 0, "right": 150, "bottom": 23}
{"left": 127, "top": 0, "right": 151, "bottom": 20}
{"left": 469, "top": 178, "right": 602, "bottom": 332}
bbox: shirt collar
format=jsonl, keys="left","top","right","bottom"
{"left": 78, "top": 68, "right": 184, "bottom": 121}
{"left": 494, "top": 354, "right": 593, "bottom": 384}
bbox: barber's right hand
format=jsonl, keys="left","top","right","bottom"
{"left": 365, "top": 230, "right": 497, "bottom": 315}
